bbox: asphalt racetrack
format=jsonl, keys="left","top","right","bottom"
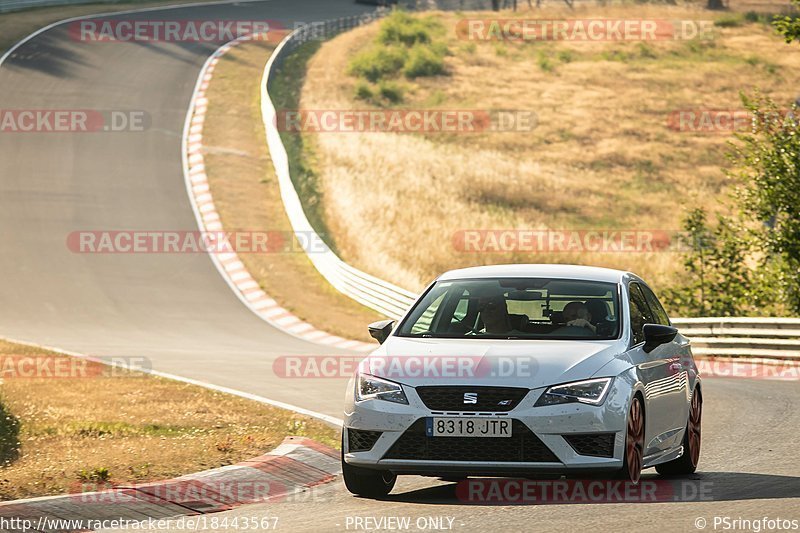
{"left": 0, "top": 1, "right": 798, "bottom": 531}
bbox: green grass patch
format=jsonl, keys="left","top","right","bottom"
{"left": 348, "top": 10, "right": 449, "bottom": 104}
{"left": 0, "top": 397, "right": 20, "bottom": 467}
{"left": 269, "top": 41, "right": 341, "bottom": 254}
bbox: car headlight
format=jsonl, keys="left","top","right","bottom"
{"left": 355, "top": 373, "right": 408, "bottom": 404}
{"left": 534, "top": 377, "right": 612, "bottom": 406}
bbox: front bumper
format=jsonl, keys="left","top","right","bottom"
{"left": 343, "top": 378, "right": 631, "bottom": 475}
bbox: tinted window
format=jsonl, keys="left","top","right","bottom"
{"left": 640, "top": 284, "right": 671, "bottom": 326}
{"left": 628, "top": 283, "right": 654, "bottom": 345}
{"left": 398, "top": 278, "right": 620, "bottom": 340}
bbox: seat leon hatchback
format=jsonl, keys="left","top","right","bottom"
{"left": 342, "top": 264, "right": 701, "bottom": 497}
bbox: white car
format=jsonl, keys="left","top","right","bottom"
{"left": 342, "top": 264, "right": 701, "bottom": 497}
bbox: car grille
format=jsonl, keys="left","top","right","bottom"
{"left": 416, "top": 386, "right": 529, "bottom": 412}
{"left": 383, "top": 419, "right": 559, "bottom": 462}
{"left": 563, "top": 433, "right": 616, "bottom": 458}
{"left": 348, "top": 429, "right": 383, "bottom": 452}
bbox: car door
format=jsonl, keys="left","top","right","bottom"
{"left": 640, "top": 283, "right": 690, "bottom": 440}
{"left": 626, "top": 282, "right": 681, "bottom": 456}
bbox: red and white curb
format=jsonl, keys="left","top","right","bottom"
{"left": 182, "top": 36, "right": 374, "bottom": 353}
{"left": 0, "top": 436, "right": 340, "bottom": 522}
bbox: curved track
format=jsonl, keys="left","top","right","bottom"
{"left": 1, "top": 1, "right": 798, "bottom": 529}
{"left": 161, "top": 377, "right": 800, "bottom": 532}
{"left": 0, "top": 0, "right": 369, "bottom": 418}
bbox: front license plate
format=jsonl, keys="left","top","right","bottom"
{"left": 426, "top": 417, "right": 512, "bottom": 438}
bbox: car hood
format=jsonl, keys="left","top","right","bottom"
{"left": 363, "top": 337, "right": 626, "bottom": 389}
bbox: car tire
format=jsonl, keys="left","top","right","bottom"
{"left": 341, "top": 437, "right": 396, "bottom": 498}
{"left": 617, "top": 395, "right": 644, "bottom": 484}
{"left": 656, "top": 388, "right": 702, "bottom": 476}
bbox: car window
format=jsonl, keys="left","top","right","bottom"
{"left": 408, "top": 292, "right": 446, "bottom": 334}
{"left": 397, "top": 278, "right": 620, "bottom": 340}
{"left": 628, "top": 283, "right": 654, "bottom": 345}
{"left": 640, "top": 284, "right": 671, "bottom": 326}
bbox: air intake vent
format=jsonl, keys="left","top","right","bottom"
{"left": 563, "top": 433, "right": 616, "bottom": 458}
{"left": 348, "top": 428, "right": 382, "bottom": 452}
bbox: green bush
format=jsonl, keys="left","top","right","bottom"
{"left": 715, "top": 14, "right": 744, "bottom": 28}
{"left": 354, "top": 81, "right": 374, "bottom": 101}
{"left": 348, "top": 46, "right": 408, "bottom": 83}
{"left": 78, "top": 467, "right": 111, "bottom": 483}
{"left": 377, "top": 81, "right": 405, "bottom": 104}
{"left": 557, "top": 50, "right": 574, "bottom": 63}
{"left": 348, "top": 11, "right": 449, "bottom": 88}
{"left": 377, "top": 12, "right": 442, "bottom": 47}
{"left": 537, "top": 51, "right": 554, "bottom": 72}
{"left": 0, "top": 399, "right": 20, "bottom": 466}
{"left": 404, "top": 44, "right": 446, "bottom": 78}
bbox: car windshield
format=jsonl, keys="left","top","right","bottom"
{"left": 397, "top": 277, "right": 620, "bottom": 340}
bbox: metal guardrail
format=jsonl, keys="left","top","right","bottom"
{"left": 261, "top": 13, "right": 800, "bottom": 360}
{"left": 261, "top": 12, "right": 418, "bottom": 320}
{"left": 672, "top": 318, "right": 800, "bottom": 359}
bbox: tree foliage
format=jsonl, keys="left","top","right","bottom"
{"left": 665, "top": 93, "right": 800, "bottom": 317}
{"left": 773, "top": 0, "right": 800, "bottom": 44}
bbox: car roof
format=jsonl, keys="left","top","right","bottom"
{"left": 437, "top": 264, "right": 630, "bottom": 284}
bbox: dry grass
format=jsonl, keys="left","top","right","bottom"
{"left": 0, "top": 339, "right": 339, "bottom": 501}
{"left": 201, "top": 40, "right": 383, "bottom": 342}
{"left": 299, "top": 4, "right": 800, "bottom": 300}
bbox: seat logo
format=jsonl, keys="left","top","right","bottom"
{"left": 463, "top": 392, "right": 478, "bottom": 404}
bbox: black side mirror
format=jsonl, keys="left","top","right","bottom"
{"left": 643, "top": 324, "right": 678, "bottom": 353}
{"left": 368, "top": 320, "right": 395, "bottom": 344}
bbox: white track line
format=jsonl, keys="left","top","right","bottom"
{"left": 1, "top": 0, "right": 375, "bottom": 350}
{"left": 0, "top": 0, "right": 274, "bottom": 67}
{"left": 0, "top": 0, "right": 364, "bottom": 427}
{"left": 0, "top": 335, "right": 344, "bottom": 426}
{"left": 179, "top": 33, "right": 375, "bottom": 352}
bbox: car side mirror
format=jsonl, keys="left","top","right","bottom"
{"left": 643, "top": 324, "right": 678, "bottom": 353}
{"left": 368, "top": 320, "right": 395, "bottom": 344}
